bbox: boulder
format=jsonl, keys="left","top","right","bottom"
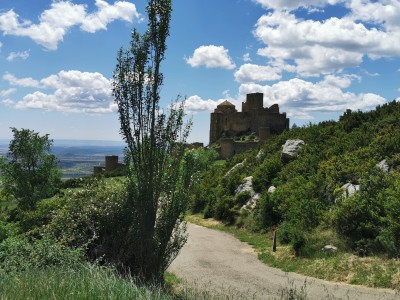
{"left": 256, "top": 150, "right": 265, "bottom": 161}
{"left": 268, "top": 186, "right": 276, "bottom": 193}
{"left": 341, "top": 183, "right": 360, "bottom": 198}
{"left": 281, "top": 139, "right": 305, "bottom": 159}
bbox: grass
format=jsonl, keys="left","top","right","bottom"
{"left": 186, "top": 214, "right": 400, "bottom": 290}
{"left": 0, "top": 264, "right": 175, "bottom": 300}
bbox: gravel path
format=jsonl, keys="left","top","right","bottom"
{"left": 168, "top": 223, "right": 399, "bottom": 300}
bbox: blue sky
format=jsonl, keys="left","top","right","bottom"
{"left": 0, "top": 0, "right": 399, "bottom": 144}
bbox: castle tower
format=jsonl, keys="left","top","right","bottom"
{"left": 209, "top": 100, "right": 237, "bottom": 144}
{"left": 105, "top": 155, "right": 119, "bottom": 171}
{"left": 242, "top": 93, "right": 263, "bottom": 112}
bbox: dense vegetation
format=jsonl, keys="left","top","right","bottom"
{"left": 190, "top": 101, "right": 400, "bottom": 258}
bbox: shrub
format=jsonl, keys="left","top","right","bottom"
{"left": 252, "top": 156, "right": 282, "bottom": 192}
{"left": 235, "top": 191, "right": 251, "bottom": 207}
{"left": 46, "top": 178, "right": 129, "bottom": 263}
{"left": 0, "top": 235, "right": 84, "bottom": 273}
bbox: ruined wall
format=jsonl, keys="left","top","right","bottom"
{"left": 218, "top": 139, "right": 259, "bottom": 159}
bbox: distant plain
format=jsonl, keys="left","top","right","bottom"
{"left": 0, "top": 139, "right": 125, "bottom": 179}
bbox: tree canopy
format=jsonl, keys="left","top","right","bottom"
{"left": 0, "top": 128, "right": 60, "bottom": 210}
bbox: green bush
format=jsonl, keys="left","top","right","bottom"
{"left": 235, "top": 191, "right": 251, "bottom": 207}
{"left": 252, "top": 156, "right": 282, "bottom": 192}
{"left": 46, "top": 178, "right": 129, "bottom": 263}
{"left": 0, "top": 235, "right": 84, "bottom": 273}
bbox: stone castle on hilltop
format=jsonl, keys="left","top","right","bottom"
{"left": 209, "top": 93, "right": 289, "bottom": 158}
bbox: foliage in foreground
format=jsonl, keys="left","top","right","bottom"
{"left": 113, "top": 0, "right": 196, "bottom": 283}
{"left": 0, "top": 265, "right": 174, "bottom": 300}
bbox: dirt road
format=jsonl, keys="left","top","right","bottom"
{"left": 168, "top": 223, "right": 399, "bottom": 300}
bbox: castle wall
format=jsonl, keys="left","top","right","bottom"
{"left": 218, "top": 139, "right": 259, "bottom": 159}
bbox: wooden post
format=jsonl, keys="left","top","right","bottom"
{"left": 272, "top": 229, "right": 277, "bottom": 252}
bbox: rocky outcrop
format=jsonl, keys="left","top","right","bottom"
{"left": 322, "top": 245, "right": 338, "bottom": 253}
{"left": 256, "top": 150, "right": 265, "bottom": 161}
{"left": 376, "top": 159, "right": 390, "bottom": 173}
{"left": 281, "top": 139, "right": 305, "bottom": 159}
{"left": 340, "top": 183, "right": 360, "bottom": 199}
{"left": 236, "top": 176, "right": 254, "bottom": 195}
{"left": 236, "top": 176, "right": 261, "bottom": 211}
{"left": 224, "top": 159, "right": 246, "bottom": 177}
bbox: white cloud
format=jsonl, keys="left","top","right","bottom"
{"left": 183, "top": 95, "right": 221, "bottom": 114}
{"left": 6, "top": 70, "right": 114, "bottom": 113}
{"left": 2, "top": 99, "right": 15, "bottom": 107}
{"left": 253, "top": 10, "right": 400, "bottom": 77}
{"left": 234, "top": 64, "right": 282, "bottom": 82}
{"left": 7, "top": 50, "right": 30, "bottom": 61}
{"left": 3, "top": 73, "right": 40, "bottom": 87}
{"left": 0, "top": 1, "right": 140, "bottom": 50}
{"left": 243, "top": 53, "right": 251, "bottom": 62}
{"left": 81, "top": 0, "right": 140, "bottom": 32}
{"left": 348, "top": 0, "right": 400, "bottom": 30}
{"left": 186, "top": 45, "right": 236, "bottom": 69}
{"left": 238, "top": 77, "right": 386, "bottom": 119}
{"left": 254, "top": 0, "right": 343, "bottom": 11}
{"left": 0, "top": 88, "right": 17, "bottom": 97}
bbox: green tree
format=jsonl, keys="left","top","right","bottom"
{"left": 0, "top": 128, "right": 60, "bottom": 211}
{"left": 112, "top": 0, "right": 194, "bottom": 283}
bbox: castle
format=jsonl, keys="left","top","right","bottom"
{"left": 209, "top": 93, "right": 289, "bottom": 158}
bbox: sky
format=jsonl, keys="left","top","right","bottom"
{"left": 0, "top": 0, "right": 399, "bottom": 145}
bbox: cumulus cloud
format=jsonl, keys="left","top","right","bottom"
{"left": 0, "top": 0, "right": 140, "bottom": 50}
{"left": 7, "top": 50, "right": 30, "bottom": 61}
{"left": 347, "top": 0, "right": 400, "bottom": 30}
{"left": 234, "top": 64, "right": 282, "bottom": 82}
{"left": 4, "top": 70, "right": 114, "bottom": 113}
{"left": 238, "top": 76, "right": 386, "bottom": 119}
{"left": 253, "top": 8, "right": 400, "bottom": 77}
{"left": 186, "top": 45, "right": 236, "bottom": 69}
{"left": 3, "top": 73, "right": 40, "bottom": 87}
{"left": 183, "top": 95, "right": 222, "bottom": 114}
{"left": 254, "top": 0, "right": 343, "bottom": 11}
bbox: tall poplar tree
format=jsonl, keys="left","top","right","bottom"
{"left": 112, "top": 0, "right": 194, "bottom": 282}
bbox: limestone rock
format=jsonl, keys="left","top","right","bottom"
{"left": 281, "top": 139, "right": 305, "bottom": 159}
{"left": 235, "top": 176, "right": 261, "bottom": 211}
{"left": 341, "top": 183, "right": 360, "bottom": 198}
{"left": 224, "top": 159, "right": 246, "bottom": 177}
{"left": 376, "top": 159, "right": 390, "bottom": 173}
{"left": 256, "top": 150, "right": 265, "bottom": 161}
{"left": 241, "top": 193, "right": 261, "bottom": 211}
{"left": 236, "top": 176, "right": 255, "bottom": 196}
{"left": 268, "top": 186, "right": 276, "bottom": 193}
{"left": 322, "top": 245, "right": 338, "bottom": 253}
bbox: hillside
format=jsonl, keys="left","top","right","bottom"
{"left": 191, "top": 100, "right": 400, "bottom": 259}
